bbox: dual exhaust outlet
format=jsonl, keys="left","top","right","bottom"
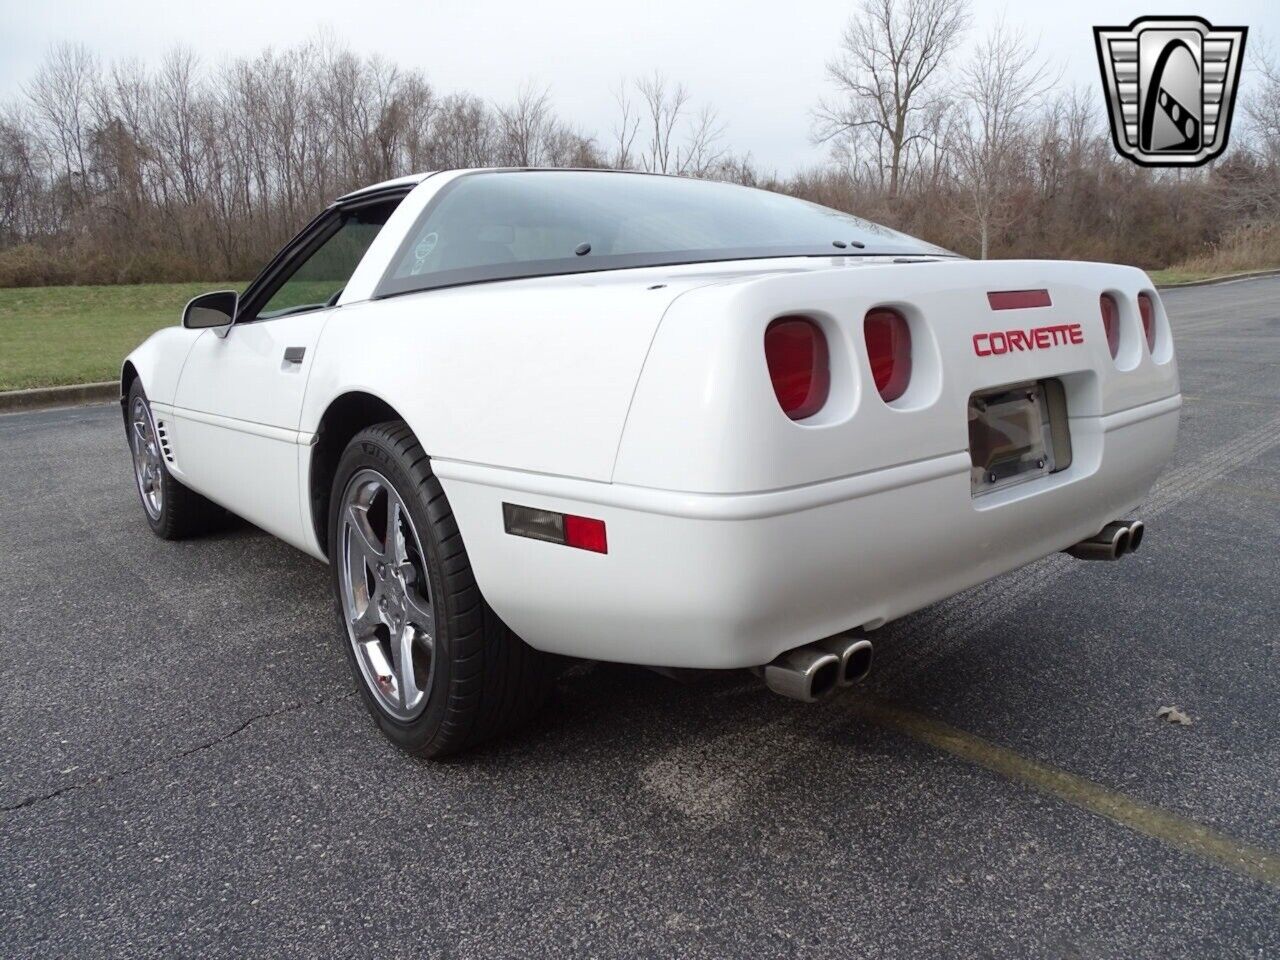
{"left": 759, "top": 517, "right": 1146, "bottom": 701}
{"left": 1066, "top": 518, "right": 1145, "bottom": 561}
{"left": 760, "top": 632, "right": 873, "bottom": 703}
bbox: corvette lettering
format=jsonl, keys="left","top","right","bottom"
{"left": 973, "top": 323, "right": 1084, "bottom": 357}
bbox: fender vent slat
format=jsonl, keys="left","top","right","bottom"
{"left": 154, "top": 420, "right": 175, "bottom": 464}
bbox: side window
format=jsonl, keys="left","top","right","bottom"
{"left": 252, "top": 199, "right": 399, "bottom": 322}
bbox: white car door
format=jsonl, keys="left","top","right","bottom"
{"left": 171, "top": 199, "right": 402, "bottom": 550}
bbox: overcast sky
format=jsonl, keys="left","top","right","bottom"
{"left": 2, "top": 1, "right": 1275, "bottom": 173}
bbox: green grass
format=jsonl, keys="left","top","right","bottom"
{"left": 1147, "top": 268, "right": 1224, "bottom": 285}
{"left": 0, "top": 282, "right": 241, "bottom": 391}
{"left": 1148, "top": 265, "right": 1280, "bottom": 286}
{"left": 0, "top": 279, "right": 358, "bottom": 391}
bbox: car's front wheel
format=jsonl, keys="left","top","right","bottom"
{"left": 125, "top": 380, "right": 224, "bottom": 539}
{"left": 328, "top": 422, "right": 556, "bottom": 757}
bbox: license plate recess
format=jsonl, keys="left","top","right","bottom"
{"left": 968, "top": 379, "right": 1071, "bottom": 496}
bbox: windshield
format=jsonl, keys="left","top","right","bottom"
{"left": 375, "top": 170, "right": 952, "bottom": 297}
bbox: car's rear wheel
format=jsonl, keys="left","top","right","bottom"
{"left": 126, "top": 380, "right": 224, "bottom": 539}
{"left": 329, "top": 421, "right": 556, "bottom": 757}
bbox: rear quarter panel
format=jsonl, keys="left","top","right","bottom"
{"left": 300, "top": 273, "right": 691, "bottom": 481}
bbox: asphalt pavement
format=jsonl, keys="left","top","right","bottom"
{"left": 1, "top": 277, "right": 1278, "bottom": 958}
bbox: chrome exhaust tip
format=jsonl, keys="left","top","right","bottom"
{"left": 762, "top": 647, "right": 842, "bottom": 702}
{"left": 1108, "top": 522, "right": 1133, "bottom": 557}
{"left": 1066, "top": 522, "right": 1130, "bottom": 561}
{"left": 1123, "top": 519, "right": 1145, "bottom": 553}
{"left": 817, "top": 634, "right": 874, "bottom": 686}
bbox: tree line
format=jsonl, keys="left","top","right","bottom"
{"left": 1, "top": 0, "right": 1278, "bottom": 287}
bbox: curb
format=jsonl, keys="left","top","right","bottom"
{"left": 0, "top": 381, "right": 118, "bottom": 414}
{"left": 1156, "top": 267, "right": 1280, "bottom": 289}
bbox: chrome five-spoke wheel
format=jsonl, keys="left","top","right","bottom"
{"left": 338, "top": 469, "right": 436, "bottom": 722}
{"left": 130, "top": 395, "right": 164, "bottom": 521}
{"left": 328, "top": 422, "right": 556, "bottom": 756}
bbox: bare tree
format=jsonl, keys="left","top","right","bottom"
{"left": 496, "top": 84, "right": 555, "bottom": 166}
{"left": 24, "top": 42, "right": 98, "bottom": 206}
{"left": 675, "top": 104, "right": 727, "bottom": 176}
{"left": 0, "top": 109, "right": 38, "bottom": 241}
{"left": 710, "top": 152, "right": 767, "bottom": 187}
{"left": 1245, "top": 40, "right": 1280, "bottom": 158}
{"left": 542, "top": 125, "right": 604, "bottom": 168}
{"left": 636, "top": 72, "right": 690, "bottom": 173}
{"left": 431, "top": 93, "right": 497, "bottom": 170}
{"left": 1237, "top": 40, "right": 1280, "bottom": 218}
{"left": 815, "top": 0, "right": 970, "bottom": 199}
{"left": 152, "top": 47, "right": 205, "bottom": 208}
{"left": 609, "top": 81, "right": 640, "bottom": 169}
{"left": 908, "top": 95, "right": 955, "bottom": 195}
{"left": 952, "top": 20, "right": 1054, "bottom": 258}
{"left": 613, "top": 73, "right": 724, "bottom": 176}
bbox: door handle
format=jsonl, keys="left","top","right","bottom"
{"left": 283, "top": 346, "right": 306, "bottom": 364}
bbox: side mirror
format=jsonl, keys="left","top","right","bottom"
{"left": 182, "top": 290, "right": 239, "bottom": 334}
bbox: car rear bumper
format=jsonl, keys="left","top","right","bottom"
{"left": 434, "top": 394, "right": 1180, "bottom": 669}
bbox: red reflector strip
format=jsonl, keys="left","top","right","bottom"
{"left": 503, "top": 503, "right": 608, "bottom": 554}
{"left": 987, "top": 289, "right": 1052, "bottom": 310}
{"left": 564, "top": 514, "right": 608, "bottom": 553}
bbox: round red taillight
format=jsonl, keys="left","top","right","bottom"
{"left": 1100, "top": 294, "right": 1120, "bottom": 359}
{"left": 1138, "top": 292, "right": 1156, "bottom": 350}
{"left": 764, "top": 316, "right": 830, "bottom": 420}
{"left": 863, "top": 308, "right": 912, "bottom": 402}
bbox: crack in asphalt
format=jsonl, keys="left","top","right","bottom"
{"left": 0, "top": 690, "right": 355, "bottom": 815}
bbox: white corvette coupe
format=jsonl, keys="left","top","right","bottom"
{"left": 122, "top": 168, "right": 1180, "bottom": 755}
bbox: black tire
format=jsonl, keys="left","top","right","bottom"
{"left": 125, "top": 379, "right": 225, "bottom": 540}
{"left": 328, "top": 421, "right": 556, "bottom": 757}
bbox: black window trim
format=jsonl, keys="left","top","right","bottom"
{"left": 234, "top": 185, "right": 416, "bottom": 325}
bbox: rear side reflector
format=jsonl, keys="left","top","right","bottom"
{"left": 503, "top": 503, "right": 608, "bottom": 553}
{"left": 564, "top": 514, "right": 608, "bottom": 553}
{"left": 764, "top": 316, "right": 830, "bottom": 420}
{"left": 1099, "top": 294, "right": 1120, "bottom": 359}
{"left": 1138, "top": 292, "right": 1156, "bottom": 350}
{"left": 864, "top": 308, "right": 912, "bottom": 402}
{"left": 987, "top": 289, "right": 1051, "bottom": 310}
